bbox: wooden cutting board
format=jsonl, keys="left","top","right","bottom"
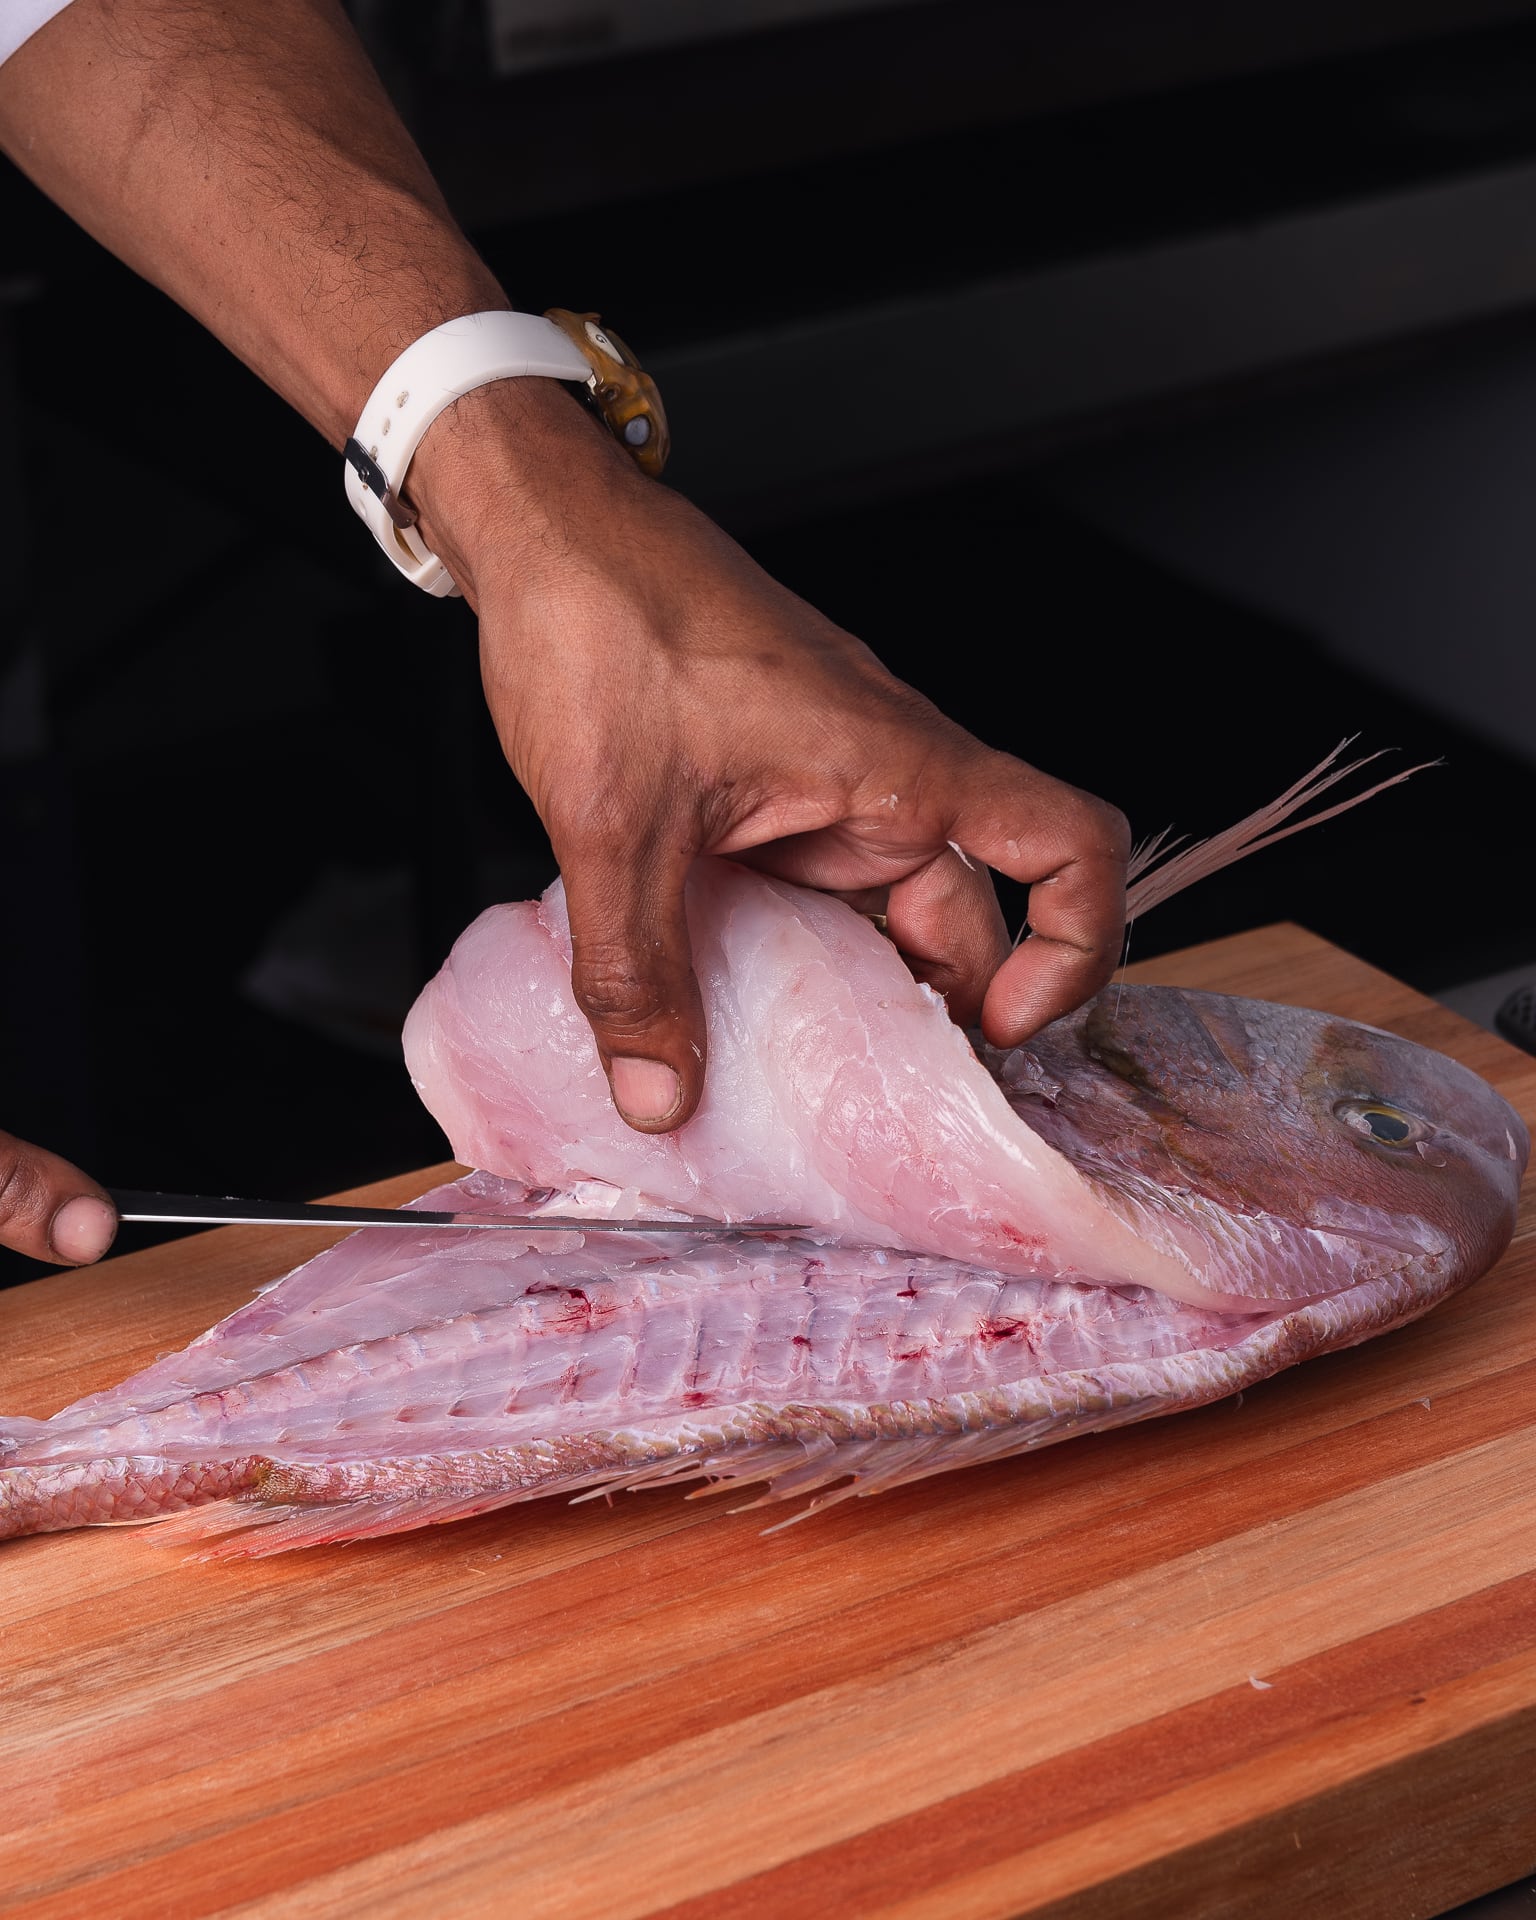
{"left": 2, "top": 924, "right": 1533, "bottom": 1920}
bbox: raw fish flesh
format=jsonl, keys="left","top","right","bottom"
{"left": 404, "top": 860, "right": 1523, "bottom": 1315}
{"left": 1, "top": 854, "right": 1525, "bottom": 1555}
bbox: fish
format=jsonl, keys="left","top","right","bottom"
{"left": 0, "top": 752, "right": 1527, "bottom": 1555}
{"left": 401, "top": 860, "right": 1518, "bottom": 1316}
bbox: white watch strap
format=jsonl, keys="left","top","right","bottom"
{"left": 344, "top": 310, "right": 593, "bottom": 598}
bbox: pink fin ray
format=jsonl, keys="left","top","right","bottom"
{"left": 1123, "top": 739, "right": 1435, "bottom": 922}
{"left": 129, "top": 1391, "right": 1193, "bottom": 1559}
{"left": 150, "top": 1487, "right": 546, "bottom": 1561}
{"left": 140, "top": 1444, "right": 714, "bottom": 1558}
{"left": 648, "top": 1403, "right": 1177, "bottom": 1528}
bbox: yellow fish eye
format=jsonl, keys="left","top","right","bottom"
{"left": 1333, "top": 1098, "right": 1427, "bottom": 1147}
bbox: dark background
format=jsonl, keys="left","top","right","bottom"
{"left": 6, "top": 0, "right": 1536, "bottom": 1295}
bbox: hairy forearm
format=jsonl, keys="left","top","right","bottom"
{"left": 0, "top": 0, "right": 507, "bottom": 445}
{"left": 0, "top": 0, "right": 1131, "bottom": 1131}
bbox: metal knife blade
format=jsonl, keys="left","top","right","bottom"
{"left": 107, "top": 1190, "right": 806, "bottom": 1236}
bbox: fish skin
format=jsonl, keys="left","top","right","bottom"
{"left": 0, "top": 861, "right": 1526, "bottom": 1553}
{"left": 997, "top": 985, "right": 1527, "bottom": 1307}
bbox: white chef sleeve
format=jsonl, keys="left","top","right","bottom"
{"left": 1, "top": 0, "right": 76, "bottom": 66}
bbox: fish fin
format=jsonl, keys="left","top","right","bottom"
{"left": 0, "top": 1417, "right": 50, "bottom": 1457}
{"left": 1123, "top": 740, "right": 1436, "bottom": 922}
{"left": 576, "top": 1414, "right": 1158, "bottom": 1529}
{"left": 144, "top": 1499, "right": 311, "bottom": 1555}
{"left": 746, "top": 1431, "right": 1023, "bottom": 1523}
{"left": 582, "top": 1429, "right": 1044, "bottom": 1528}
{"left": 730, "top": 1410, "right": 1163, "bottom": 1525}
{"left": 132, "top": 1400, "right": 1177, "bottom": 1559}
{"left": 143, "top": 1442, "right": 727, "bottom": 1558}
{"left": 147, "top": 1487, "right": 549, "bottom": 1560}
{"left": 567, "top": 1457, "right": 717, "bottom": 1502}
{"left": 166, "top": 1439, "right": 864, "bottom": 1555}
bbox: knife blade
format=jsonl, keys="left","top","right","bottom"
{"left": 107, "top": 1190, "right": 806, "bottom": 1236}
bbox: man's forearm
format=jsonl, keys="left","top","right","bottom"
{"left": 0, "top": 0, "right": 1133, "bottom": 1140}
{"left": 0, "top": 0, "right": 507, "bottom": 446}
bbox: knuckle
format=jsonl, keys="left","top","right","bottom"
{"left": 550, "top": 795, "right": 627, "bottom": 856}
{"left": 0, "top": 1139, "right": 45, "bottom": 1227}
{"left": 1059, "top": 792, "right": 1130, "bottom": 864}
{"left": 571, "top": 944, "right": 672, "bottom": 1034}
{"left": 991, "top": 753, "right": 1131, "bottom": 866}
{"left": 1096, "top": 800, "right": 1133, "bottom": 863}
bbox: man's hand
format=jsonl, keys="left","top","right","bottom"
{"left": 0, "top": 0, "right": 1130, "bottom": 1140}
{"left": 0, "top": 1134, "right": 117, "bottom": 1265}
{"left": 412, "top": 382, "right": 1130, "bottom": 1131}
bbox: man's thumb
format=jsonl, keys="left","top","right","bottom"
{"left": 0, "top": 1131, "right": 118, "bottom": 1265}
{"left": 560, "top": 848, "right": 707, "bottom": 1133}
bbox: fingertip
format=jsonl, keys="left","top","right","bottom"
{"left": 980, "top": 991, "right": 1037, "bottom": 1052}
{"left": 609, "top": 1056, "right": 687, "bottom": 1130}
{"left": 48, "top": 1194, "right": 118, "bottom": 1266}
{"left": 981, "top": 938, "right": 1118, "bottom": 1049}
{"left": 559, "top": 838, "right": 708, "bottom": 1133}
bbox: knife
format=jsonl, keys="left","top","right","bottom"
{"left": 108, "top": 1189, "right": 805, "bottom": 1236}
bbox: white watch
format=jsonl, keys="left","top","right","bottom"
{"left": 343, "top": 308, "right": 669, "bottom": 598}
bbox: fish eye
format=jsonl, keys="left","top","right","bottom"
{"left": 1333, "top": 1098, "right": 1429, "bottom": 1148}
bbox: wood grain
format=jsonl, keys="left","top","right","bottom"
{"left": 1, "top": 923, "right": 1532, "bottom": 1920}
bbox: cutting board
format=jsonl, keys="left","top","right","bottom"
{"left": 2, "top": 924, "right": 1533, "bottom": 1920}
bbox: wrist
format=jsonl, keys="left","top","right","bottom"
{"left": 402, "top": 374, "right": 638, "bottom": 607}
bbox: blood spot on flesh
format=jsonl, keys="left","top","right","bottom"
{"left": 791, "top": 1335, "right": 812, "bottom": 1347}
{"left": 978, "top": 1320, "right": 1025, "bottom": 1345}
{"left": 544, "top": 1286, "right": 620, "bottom": 1335}
{"left": 550, "top": 1288, "right": 593, "bottom": 1333}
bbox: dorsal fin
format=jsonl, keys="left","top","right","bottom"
{"left": 1123, "top": 739, "right": 1434, "bottom": 922}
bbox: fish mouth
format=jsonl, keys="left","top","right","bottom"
{"left": 1294, "top": 1203, "right": 1449, "bottom": 1263}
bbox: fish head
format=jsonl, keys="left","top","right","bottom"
{"left": 1005, "top": 987, "right": 1529, "bottom": 1307}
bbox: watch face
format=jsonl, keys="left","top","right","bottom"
{"left": 585, "top": 319, "right": 641, "bottom": 369}
{"left": 544, "top": 308, "right": 668, "bottom": 476}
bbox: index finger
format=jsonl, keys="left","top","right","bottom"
{"left": 944, "top": 753, "right": 1130, "bottom": 1045}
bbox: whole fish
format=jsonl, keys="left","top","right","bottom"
{"left": 1, "top": 760, "right": 1526, "bottom": 1556}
